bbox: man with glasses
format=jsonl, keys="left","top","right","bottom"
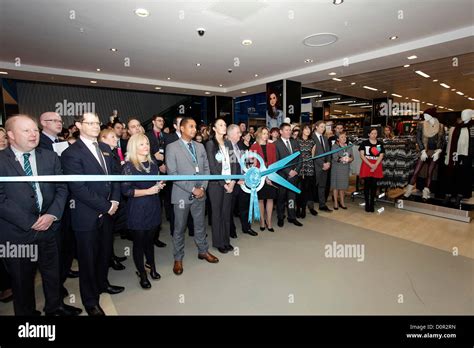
{"left": 39, "top": 112, "right": 64, "bottom": 151}
{"left": 61, "top": 113, "right": 124, "bottom": 316}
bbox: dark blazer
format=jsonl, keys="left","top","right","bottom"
{"left": 205, "top": 139, "right": 238, "bottom": 186}
{"left": 164, "top": 132, "right": 179, "bottom": 151}
{"left": 118, "top": 138, "right": 128, "bottom": 154}
{"left": 61, "top": 138, "right": 120, "bottom": 231}
{"left": 274, "top": 137, "right": 302, "bottom": 177}
{"left": 38, "top": 132, "right": 55, "bottom": 151}
{"left": 0, "top": 147, "right": 67, "bottom": 242}
{"left": 312, "top": 132, "right": 331, "bottom": 170}
{"left": 145, "top": 130, "right": 165, "bottom": 166}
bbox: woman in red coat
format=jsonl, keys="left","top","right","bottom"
{"left": 249, "top": 127, "right": 278, "bottom": 232}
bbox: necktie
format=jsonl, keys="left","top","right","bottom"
{"left": 285, "top": 140, "right": 292, "bottom": 154}
{"left": 320, "top": 136, "right": 326, "bottom": 152}
{"left": 188, "top": 142, "right": 197, "bottom": 162}
{"left": 23, "top": 153, "right": 41, "bottom": 212}
{"left": 92, "top": 142, "right": 108, "bottom": 173}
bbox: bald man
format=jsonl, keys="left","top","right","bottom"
{"left": 39, "top": 112, "right": 64, "bottom": 151}
{"left": 0, "top": 115, "right": 80, "bottom": 316}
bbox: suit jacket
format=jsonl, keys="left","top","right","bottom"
{"left": 145, "top": 130, "right": 165, "bottom": 166}
{"left": 38, "top": 132, "right": 55, "bottom": 151}
{"left": 61, "top": 138, "right": 120, "bottom": 231}
{"left": 312, "top": 132, "right": 331, "bottom": 171}
{"left": 0, "top": 147, "right": 67, "bottom": 242}
{"left": 165, "top": 139, "right": 209, "bottom": 204}
{"left": 118, "top": 138, "right": 128, "bottom": 154}
{"left": 205, "top": 139, "right": 238, "bottom": 186}
{"left": 274, "top": 137, "right": 302, "bottom": 177}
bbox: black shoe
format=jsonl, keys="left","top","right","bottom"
{"left": 110, "top": 258, "right": 126, "bottom": 271}
{"left": 67, "top": 270, "right": 79, "bottom": 278}
{"left": 137, "top": 271, "right": 151, "bottom": 289}
{"left": 243, "top": 229, "right": 258, "bottom": 236}
{"left": 225, "top": 244, "right": 234, "bottom": 251}
{"left": 101, "top": 283, "right": 125, "bottom": 295}
{"left": 319, "top": 206, "right": 332, "bottom": 212}
{"left": 309, "top": 208, "right": 318, "bottom": 216}
{"left": 46, "top": 304, "right": 82, "bottom": 316}
{"left": 230, "top": 233, "right": 237, "bottom": 239}
{"left": 33, "top": 309, "right": 42, "bottom": 316}
{"left": 277, "top": 219, "right": 284, "bottom": 227}
{"left": 62, "top": 303, "right": 83, "bottom": 315}
{"left": 365, "top": 204, "right": 370, "bottom": 212}
{"left": 149, "top": 264, "right": 161, "bottom": 280}
{"left": 113, "top": 255, "right": 127, "bottom": 262}
{"left": 301, "top": 210, "right": 306, "bottom": 219}
{"left": 333, "top": 206, "right": 339, "bottom": 210}
{"left": 267, "top": 227, "right": 275, "bottom": 232}
{"left": 340, "top": 205, "right": 347, "bottom": 210}
{"left": 85, "top": 305, "right": 105, "bottom": 316}
{"left": 154, "top": 239, "right": 167, "bottom": 248}
{"left": 288, "top": 219, "right": 303, "bottom": 227}
{"left": 61, "top": 285, "right": 69, "bottom": 298}
{"left": 217, "top": 247, "right": 228, "bottom": 254}
{"left": 260, "top": 226, "right": 265, "bottom": 231}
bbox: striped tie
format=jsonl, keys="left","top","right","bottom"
{"left": 23, "top": 153, "right": 41, "bottom": 212}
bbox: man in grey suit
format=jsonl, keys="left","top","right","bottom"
{"left": 275, "top": 123, "right": 303, "bottom": 227}
{"left": 311, "top": 120, "right": 332, "bottom": 212}
{"left": 165, "top": 117, "right": 219, "bottom": 275}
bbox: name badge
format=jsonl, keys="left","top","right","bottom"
{"left": 195, "top": 166, "right": 200, "bottom": 173}
{"left": 159, "top": 148, "right": 164, "bottom": 154}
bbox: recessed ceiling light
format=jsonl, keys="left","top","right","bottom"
{"left": 391, "top": 93, "right": 402, "bottom": 97}
{"left": 363, "top": 85, "right": 378, "bottom": 91}
{"left": 432, "top": 79, "right": 438, "bottom": 82}
{"left": 242, "top": 39, "right": 253, "bottom": 46}
{"left": 403, "top": 64, "right": 410, "bottom": 68}
{"left": 439, "top": 106, "right": 444, "bottom": 109}
{"left": 389, "top": 36, "right": 399, "bottom": 40}
{"left": 167, "top": 77, "right": 171, "bottom": 80}
{"left": 415, "top": 70, "right": 430, "bottom": 78}
{"left": 411, "top": 99, "right": 420, "bottom": 102}
{"left": 254, "top": 74, "right": 259, "bottom": 77}
{"left": 204, "top": 92, "right": 211, "bottom": 95}
{"left": 440, "top": 83, "right": 450, "bottom": 88}
{"left": 468, "top": 97, "right": 474, "bottom": 101}
{"left": 90, "top": 80, "right": 97, "bottom": 84}
{"left": 154, "top": 86, "right": 161, "bottom": 90}
{"left": 332, "top": 78, "right": 342, "bottom": 82}
{"left": 241, "top": 91, "right": 247, "bottom": 94}
{"left": 219, "top": 84, "right": 223, "bottom": 87}
{"left": 451, "top": 88, "right": 456, "bottom": 91}
{"left": 304, "top": 59, "right": 314, "bottom": 63}
{"left": 134, "top": 8, "right": 150, "bottom": 17}
{"left": 303, "top": 33, "right": 338, "bottom": 47}
{"left": 407, "top": 55, "right": 418, "bottom": 60}
{"left": 110, "top": 48, "right": 118, "bottom": 52}
{"left": 405, "top": 97, "right": 409, "bottom": 99}
{"left": 329, "top": 72, "right": 337, "bottom": 76}
{"left": 96, "top": 68, "right": 101, "bottom": 72}
{"left": 196, "top": 63, "right": 201, "bottom": 67}
{"left": 456, "top": 91, "right": 464, "bottom": 95}
{"left": 382, "top": 91, "right": 387, "bottom": 93}
{"left": 333, "top": 0, "right": 344, "bottom": 5}
{"left": 448, "top": 108, "right": 454, "bottom": 111}
{"left": 427, "top": 102, "right": 433, "bottom": 106}
{"left": 0, "top": 71, "right": 8, "bottom": 75}
{"left": 350, "top": 82, "right": 356, "bottom": 85}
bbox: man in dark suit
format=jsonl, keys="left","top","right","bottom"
{"left": 112, "top": 121, "right": 127, "bottom": 161}
{"left": 38, "top": 111, "right": 63, "bottom": 150}
{"left": 226, "top": 124, "right": 258, "bottom": 237}
{"left": 275, "top": 123, "right": 303, "bottom": 227}
{"left": 166, "top": 117, "right": 218, "bottom": 275}
{"left": 61, "top": 113, "right": 124, "bottom": 316}
{"left": 311, "top": 121, "right": 332, "bottom": 212}
{"left": 145, "top": 115, "right": 167, "bottom": 248}
{"left": 164, "top": 116, "right": 194, "bottom": 237}
{"left": 0, "top": 114, "right": 80, "bottom": 316}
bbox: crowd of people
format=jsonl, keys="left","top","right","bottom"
{"left": 0, "top": 112, "right": 385, "bottom": 316}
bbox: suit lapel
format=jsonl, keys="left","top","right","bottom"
{"left": 177, "top": 139, "right": 196, "bottom": 167}
{"left": 35, "top": 149, "right": 48, "bottom": 193}
{"left": 5, "top": 147, "right": 26, "bottom": 177}
{"left": 77, "top": 139, "right": 106, "bottom": 174}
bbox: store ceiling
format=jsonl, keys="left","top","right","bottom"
{"left": 0, "top": 0, "right": 473, "bottom": 108}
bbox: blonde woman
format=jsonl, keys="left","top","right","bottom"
{"left": 121, "top": 134, "right": 165, "bottom": 289}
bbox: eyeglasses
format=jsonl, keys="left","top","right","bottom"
{"left": 81, "top": 121, "right": 101, "bottom": 127}
{"left": 44, "top": 119, "right": 64, "bottom": 124}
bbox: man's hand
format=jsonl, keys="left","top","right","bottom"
{"left": 154, "top": 152, "right": 164, "bottom": 161}
{"left": 192, "top": 187, "right": 205, "bottom": 199}
{"left": 108, "top": 201, "right": 119, "bottom": 216}
{"left": 159, "top": 164, "right": 167, "bottom": 173}
{"left": 224, "top": 181, "right": 235, "bottom": 194}
{"left": 237, "top": 179, "right": 245, "bottom": 186}
{"left": 323, "top": 162, "right": 331, "bottom": 171}
{"left": 288, "top": 169, "right": 298, "bottom": 178}
{"left": 31, "top": 214, "right": 56, "bottom": 231}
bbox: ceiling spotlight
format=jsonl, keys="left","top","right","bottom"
{"left": 456, "top": 91, "right": 464, "bottom": 95}
{"left": 110, "top": 48, "right": 118, "bottom": 52}
{"left": 415, "top": 70, "right": 430, "bottom": 78}
{"left": 204, "top": 92, "right": 211, "bottom": 95}
{"left": 167, "top": 77, "right": 171, "bottom": 80}
{"left": 241, "top": 91, "right": 247, "bottom": 94}
{"left": 242, "top": 39, "right": 253, "bottom": 46}
{"left": 403, "top": 64, "right": 410, "bottom": 68}
{"left": 363, "top": 85, "right": 378, "bottom": 91}
{"left": 440, "top": 83, "right": 450, "bottom": 88}
{"left": 304, "top": 59, "right": 314, "bottom": 63}
{"left": 448, "top": 108, "right": 454, "bottom": 111}
{"left": 154, "top": 86, "right": 161, "bottom": 90}
{"left": 134, "top": 8, "right": 150, "bottom": 17}
{"left": 411, "top": 99, "right": 420, "bottom": 102}
{"left": 389, "top": 36, "right": 399, "bottom": 40}
{"left": 350, "top": 82, "right": 356, "bottom": 85}
{"left": 219, "top": 84, "right": 223, "bottom": 87}
{"left": 96, "top": 68, "right": 101, "bottom": 72}
{"left": 382, "top": 91, "right": 387, "bottom": 93}
{"left": 0, "top": 71, "right": 8, "bottom": 75}
{"left": 432, "top": 79, "right": 438, "bottom": 82}
{"left": 196, "top": 63, "right": 201, "bottom": 67}
{"left": 468, "top": 97, "right": 474, "bottom": 101}
{"left": 254, "top": 74, "right": 259, "bottom": 77}
{"left": 427, "top": 103, "right": 434, "bottom": 106}
{"left": 407, "top": 55, "right": 418, "bottom": 60}
{"left": 329, "top": 72, "right": 337, "bottom": 76}
{"left": 333, "top": 0, "right": 344, "bottom": 5}
{"left": 391, "top": 93, "right": 402, "bottom": 97}
{"left": 90, "top": 80, "right": 97, "bottom": 84}
{"left": 451, "top": 88, "right": 456, "bottom": 91}
{"left": 332, "top": 78, "right": 342, "bottom": 82}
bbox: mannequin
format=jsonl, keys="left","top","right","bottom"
{"left": 404, "top": 108, "right": 445, "bottom": 200}
{"left": 444, "top": 109, "right": 474, "bottom": 204}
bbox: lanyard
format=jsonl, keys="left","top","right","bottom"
{"left": 183, "top": 140, "right": 198, "bottom": 164}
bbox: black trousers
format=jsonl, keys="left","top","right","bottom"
{"left": 277, "top": 176, "right": 298, "bottom": 221}
{"left": 3, "top": 231, "right": 61, "bottom": 315}
{"left": 131, "top": 229, "right": 155, "bottom": 273}
{"left": 74, "top": 215, "right": 113, "bottom": 308}
{"left": 298, "top": 175, "right": 317, "bottom": 211}
{"left": 230, "top": 184, "right": 251, "bottom": 233}
{"left": 364, "top": 177, "right": 378, "bottom": 211}
{"left": 208, "top": 183, "right": 232, "bottom": 248}
{"left": 55, "top": 205, "right": 75, "bottom": 288}
{"left": 0, "top": 259, "right": 11, "bottom": 291}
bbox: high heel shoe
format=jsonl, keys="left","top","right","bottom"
{"left": 136, "top": 271, "right": 151, "bottom": 289}
{"left": 340, "top": 205, "right": 347, "bottom": 210}
{"left": 265, "top": 222, "right": 274, "bottom": 232}
{"left": 260, "top": 226, "right": 265, "bottom": 231}
{"left": 149, "top": 264, "right": 161, "bottom": 280}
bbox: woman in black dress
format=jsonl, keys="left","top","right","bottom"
{"left": 122, "top": 134, "right": 165, "bottom": 289}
